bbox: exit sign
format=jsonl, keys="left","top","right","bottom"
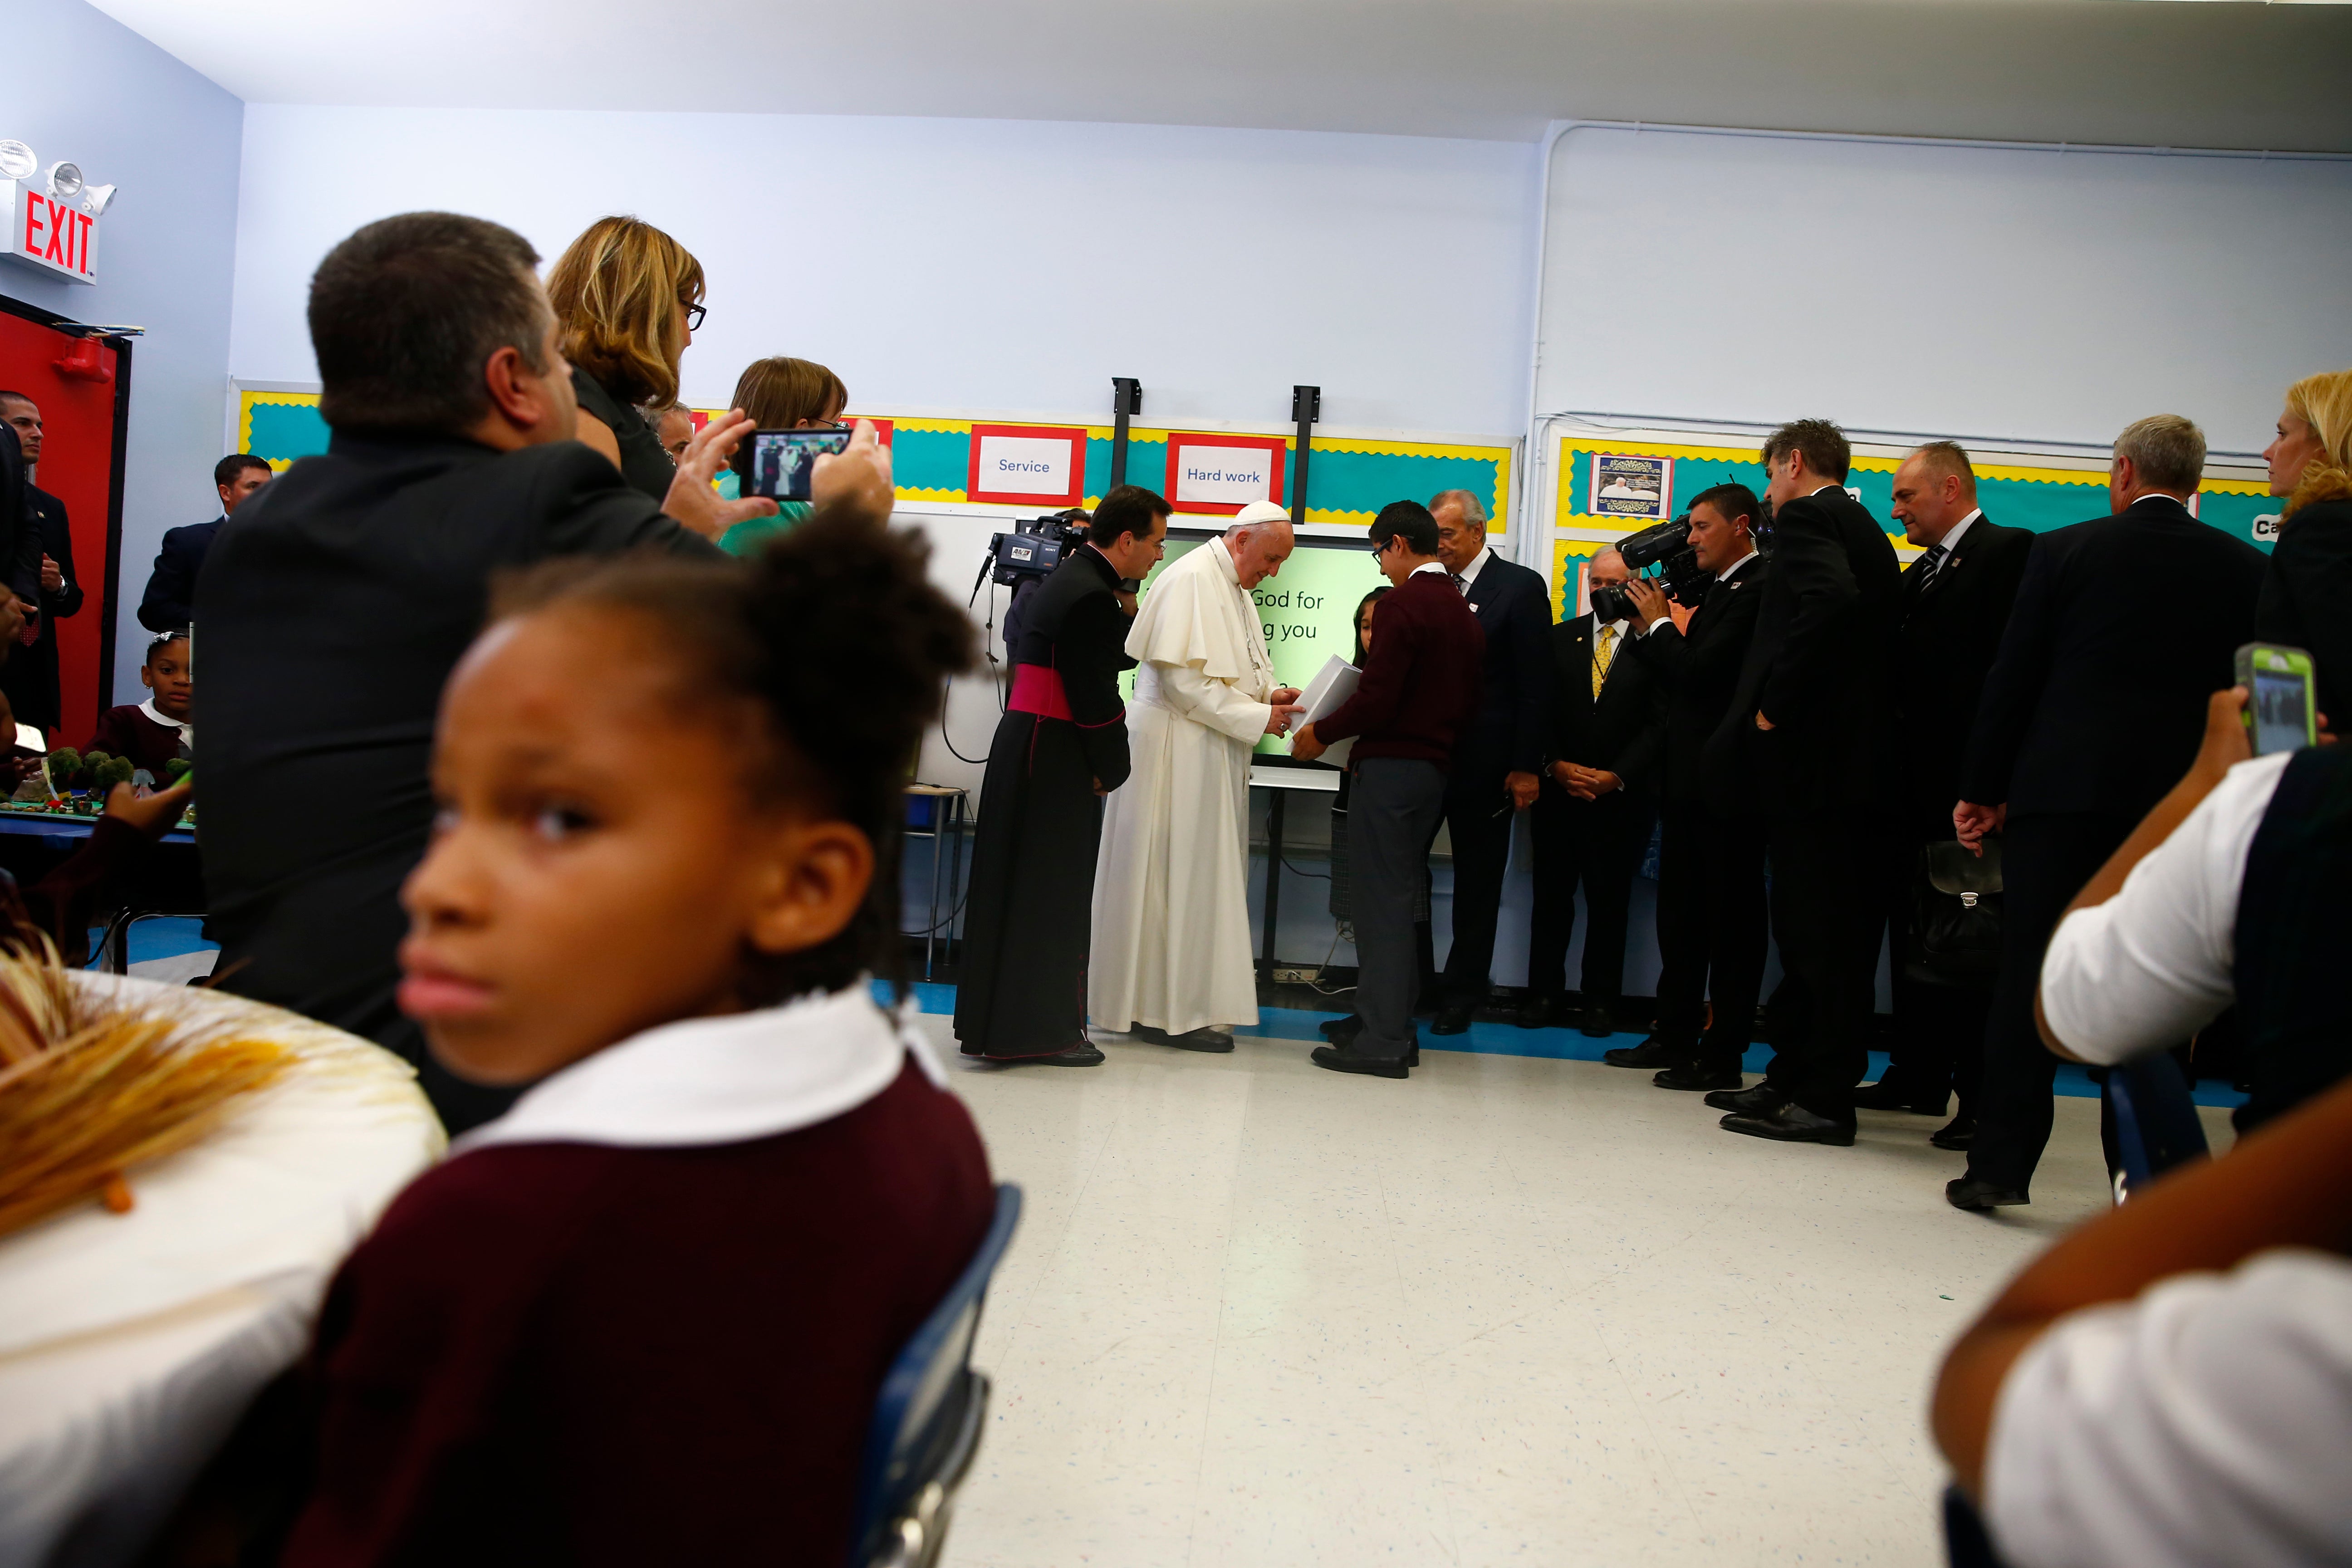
{"left": 2, "top": 181, "right": 98, "bottom": 284}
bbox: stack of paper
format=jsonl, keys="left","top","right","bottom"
{"left": 1293, "top": 653, "right": 1361, "bottom": 769}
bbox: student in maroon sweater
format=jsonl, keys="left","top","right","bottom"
{"left": 1293, "top": 501, "right": 1483, "bottom": 1077}
{"left": 85, "top": 628, "right": 192, "bottom": 776}
{"left": 282, "top": 518, "right": 993, "bottom": 1566}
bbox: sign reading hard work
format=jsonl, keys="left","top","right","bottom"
{"left": 1588, "top": 453, "right": 1671, "bottom": 521}
{"left": 966, "top": 424, "right": 1086, "bottom": 507}
{"left": 2, "top": 182, "right": 98, "bottom": 284}
{"left": 1166, "top": 433, "right": 1288, "bottom": 516}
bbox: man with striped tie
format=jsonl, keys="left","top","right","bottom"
{"left": 1860, "top": 441, "right": 2032, "bottom": 1147}
{"left": 1521, "top": 547, "right": 1664, "bottom": 1034}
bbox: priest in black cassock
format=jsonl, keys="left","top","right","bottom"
{"left": 956, "top": 486, "right": 1168, "bottom": 1066}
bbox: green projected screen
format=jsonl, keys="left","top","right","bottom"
{"left": 1129, "top": 535, "right": 1392, "bottom": 755}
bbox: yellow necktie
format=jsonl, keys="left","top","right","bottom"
{"left": 1592, "top": 624, "right": 1616, "bottom": 699}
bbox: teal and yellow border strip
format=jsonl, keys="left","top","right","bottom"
{"left": 235, "top": 391, "right": 1513, "bottom": 534}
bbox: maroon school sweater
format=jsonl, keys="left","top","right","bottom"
{"left": 1314, "top": 567, "right": 1485, "bottom": 770}
{"left": 281, "top": 1059, "right": 993, "bottom": 1568}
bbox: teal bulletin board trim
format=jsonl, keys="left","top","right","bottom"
{"left": 232, "top": 392, "right": 1512, "bottom": 528}
{"left": 1551, "top": 435, "right": 2275, "bottom": 620}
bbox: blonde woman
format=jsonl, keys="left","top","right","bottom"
{"left": 2254, "top": 368, "right": 2352, "bottom": 723}
{"left": 717, "top": 356, "right": 850, "bottom": 557}
{"left": 547, "top": 216, "right": 705, "bottom": 501}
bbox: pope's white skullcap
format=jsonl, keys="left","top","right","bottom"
{"left": 1231, "top": 500, "right": 1291, "bottom": 527}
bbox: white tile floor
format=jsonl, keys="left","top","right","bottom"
{"left": 918, "top": 1013, "right": 2234, "bottom": 1568}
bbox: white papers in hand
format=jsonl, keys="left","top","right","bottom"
{"left": 1294, "top": 653, "right": 1360, "bottom": 769}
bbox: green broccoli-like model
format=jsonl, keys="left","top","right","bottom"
{"left": 44, "top": 748, "right": 80, "bottom": 793}
{"left": 163, "top": 758, "right": 192, "bottom": 782}
{"left": 98, "top": 755, "right": 137, "bottom": 792}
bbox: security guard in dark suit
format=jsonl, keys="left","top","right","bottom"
{"left": 1859, "top": 442, "right": 2032, "bottom": 1146}
{"left": 1519, "top": 547, "right": 1663, "bottom": 1035}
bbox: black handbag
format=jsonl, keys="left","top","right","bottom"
{"left": 1906, "top": 839, "right": 2004, "bottom": 986}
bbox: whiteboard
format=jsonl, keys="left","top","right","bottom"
{"left": 1532, "top": 125, "right": 2352, "bottom": 457}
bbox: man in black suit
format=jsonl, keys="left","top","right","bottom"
{"left": 0, "top": 392, "right": 85, "bottom": 735}
{"left": 1947, "top": 414, "right": 2265, "bottom": 1210}
{"left": 1619, "top": 484, "right": 1771, "bottom": 1090}
{"left": 1427, "top": 488, "right": 1554, "bottom": 1034}
{"left": 1857, "top": 442, "right": 2034, "bottom": 1146}
{"left": 198, "top": 211, "right": 800, "bottom": 1132}
{"left": 1704, "top": 419, "right": 1903, "bottom": 1147}
{"left": 139, "top": 454, "right": 271, "bottom": 632}
{"left": 1519, "top": 547, "right": 1661, "bottom": 1033}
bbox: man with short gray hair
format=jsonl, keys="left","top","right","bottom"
{"left": 1945, "top": 413, "right": 2265, "bottom": 1212}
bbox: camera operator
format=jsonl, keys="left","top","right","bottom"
{"left": 956, "top": 485, "right": 1167, "bottom": 1067}
{"left": 1947, "top": 414, "right": 2265, "bottom": 1211}
{"left": 1857, "top": 442, "right": 2032, "bottom": 1148}
{"left": 1706, "top": 421, "right": 1903, "bottom": 1148}
{"left": 1619, "top": 485, "right": 1770, "bottom": 1089}
{"left": 1519, "top": 549, "right": 1661, "bottom": 1035}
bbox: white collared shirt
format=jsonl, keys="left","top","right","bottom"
{"left": 1453, "top": 544, "right": 1494, "bottom": 589}
{"left": 1409, "top": 560, "right": 1450, "bottom": 580}
{"left": 452, "top": 985, "right": 948, "bottom": 1154}
{"left": 1934, "top": 508, "right": 1982, "bottom": 556}
{"left": 139, "top": 698, "right": 192, "bottom": 752}
{"left": 2038, "top": 751, "right": 2287, "bottom": 1065}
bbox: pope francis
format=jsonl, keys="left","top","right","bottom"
{"left": 1091, "top": 500, "right": 1303, "bottom": 1050}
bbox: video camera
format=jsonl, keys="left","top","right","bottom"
{"left": 984, "top": 510, "right": 1090, "bottom": 590}
{"left": 1588, "top": 514, "right": 1712, "bottom": 623}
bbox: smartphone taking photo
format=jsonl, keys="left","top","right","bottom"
{"left": 2235, "top": 642, "right": 2318, "bottom": 755}
{"left": 744, "top": 429, "right": 851, "bottom": 502}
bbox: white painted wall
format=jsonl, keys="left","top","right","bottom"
{"left": 1534, "top": 124, "right": 2352, "bottom": 456}
{"left": 229, "top": 107, "right": 1537, "bottom": 438}
{"left": 12, "top": 0, "right": 245, "bottom": 706}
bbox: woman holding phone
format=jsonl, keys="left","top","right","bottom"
{"left": 2253, "top": 367, "right": 2352, "bottom": 725}
{"left": 717, "top": 356, "right": 851, "bottom": 558}
{"left": 547, "top": 216, "right": 706, "bottom": 502}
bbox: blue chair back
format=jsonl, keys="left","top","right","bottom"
{"left": 2106, "top": 1054, "right": 2210, "bottom": 1200}
{"left": 846, "top": 1182, "right": 1022, "bottom": 1568}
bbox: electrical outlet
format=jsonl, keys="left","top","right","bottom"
{"left": 1271, "top": 967, "right": 1319, "bottom": 984}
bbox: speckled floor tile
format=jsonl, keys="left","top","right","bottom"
{"left": 922, "top": 1016, "right": 2181, "bottom": 1568}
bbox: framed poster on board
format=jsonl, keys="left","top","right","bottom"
{"left": 966, "top": 423, "right": 1085, "bottom": 507}
{"left": 1165, "top": 432, "right": 1287, "bottom": 516}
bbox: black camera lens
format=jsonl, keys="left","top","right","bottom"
{"left": 1589, "top": 582, "right": 1633, "bottom": 623}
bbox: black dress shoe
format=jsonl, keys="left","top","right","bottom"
{"left": 1929, "top": 1116, "right": 1975, "bottom": 1151}
{"left": 1653, "top": 1065, "right": 1743, "bottom": 1092}
{"left": 985, "top": 1042, "right": 1106, "bottom": 1067}
{"left": 1319, "top": 1015, "right": 1361, "bottom": 1042}
{"left": 1311, "top": 1044, "right": 1410, "bottom": 1079}
{"left": 1705, "top": 1081, "right": 1787, "bottom": 1115}
{"left": 1579, "top": 1002, "right": 1617, "bottom": 1039}
{"left": 1513, "top": 994, "right": 1561, "bottom": 1030}
{"left": 1720, "top": 1102, "right": 1856, "bottom": 1146}
{"left": 1946, "top": 1176, "right": 2028, "bottom": 1210}
{"left": 1134, "top": 1024, "right": 1236, "bottom": 1053}
{"left": 1430, "top": 1005, "right": 1473, "bottom": 1036}
{"left": 1602, "top": 1038, "right": 1675, "bottom": 1069}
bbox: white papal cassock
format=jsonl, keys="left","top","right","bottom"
{"left": 1090, "top": 536, "right": 1279, "bottom": 1036}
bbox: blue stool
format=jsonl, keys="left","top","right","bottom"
{"left": 846, "top": 1182, "right": 1021, "bottom": 1568}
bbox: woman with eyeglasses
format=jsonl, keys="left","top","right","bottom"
{"left": 715, "top": 356, "right": 851, "bottom": 557}
{"left": 547, "top": 216, "right": 709, "bottom": 502}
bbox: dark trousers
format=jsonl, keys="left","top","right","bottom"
{"left": 1526, "top": 785, "right": 1653, "bottom": 1004}
{"left": 1881, "top": 831, "right": 1991, "bottom": 1114}
{"left": 1654, "top": 801, "right": 1770, "bottom": 1074}
{"left": 1351, "top": 759, "right": 1450, "bottom": 1060}
{"left": 1439, "top": 758, "right": 1515, "bottom": 1007}
{"left": 1967, "top": 811, "right": 2144, "bottom": 1195}
{"left": 1760, "top": 808, "right": 1899, "bottom": 1121}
